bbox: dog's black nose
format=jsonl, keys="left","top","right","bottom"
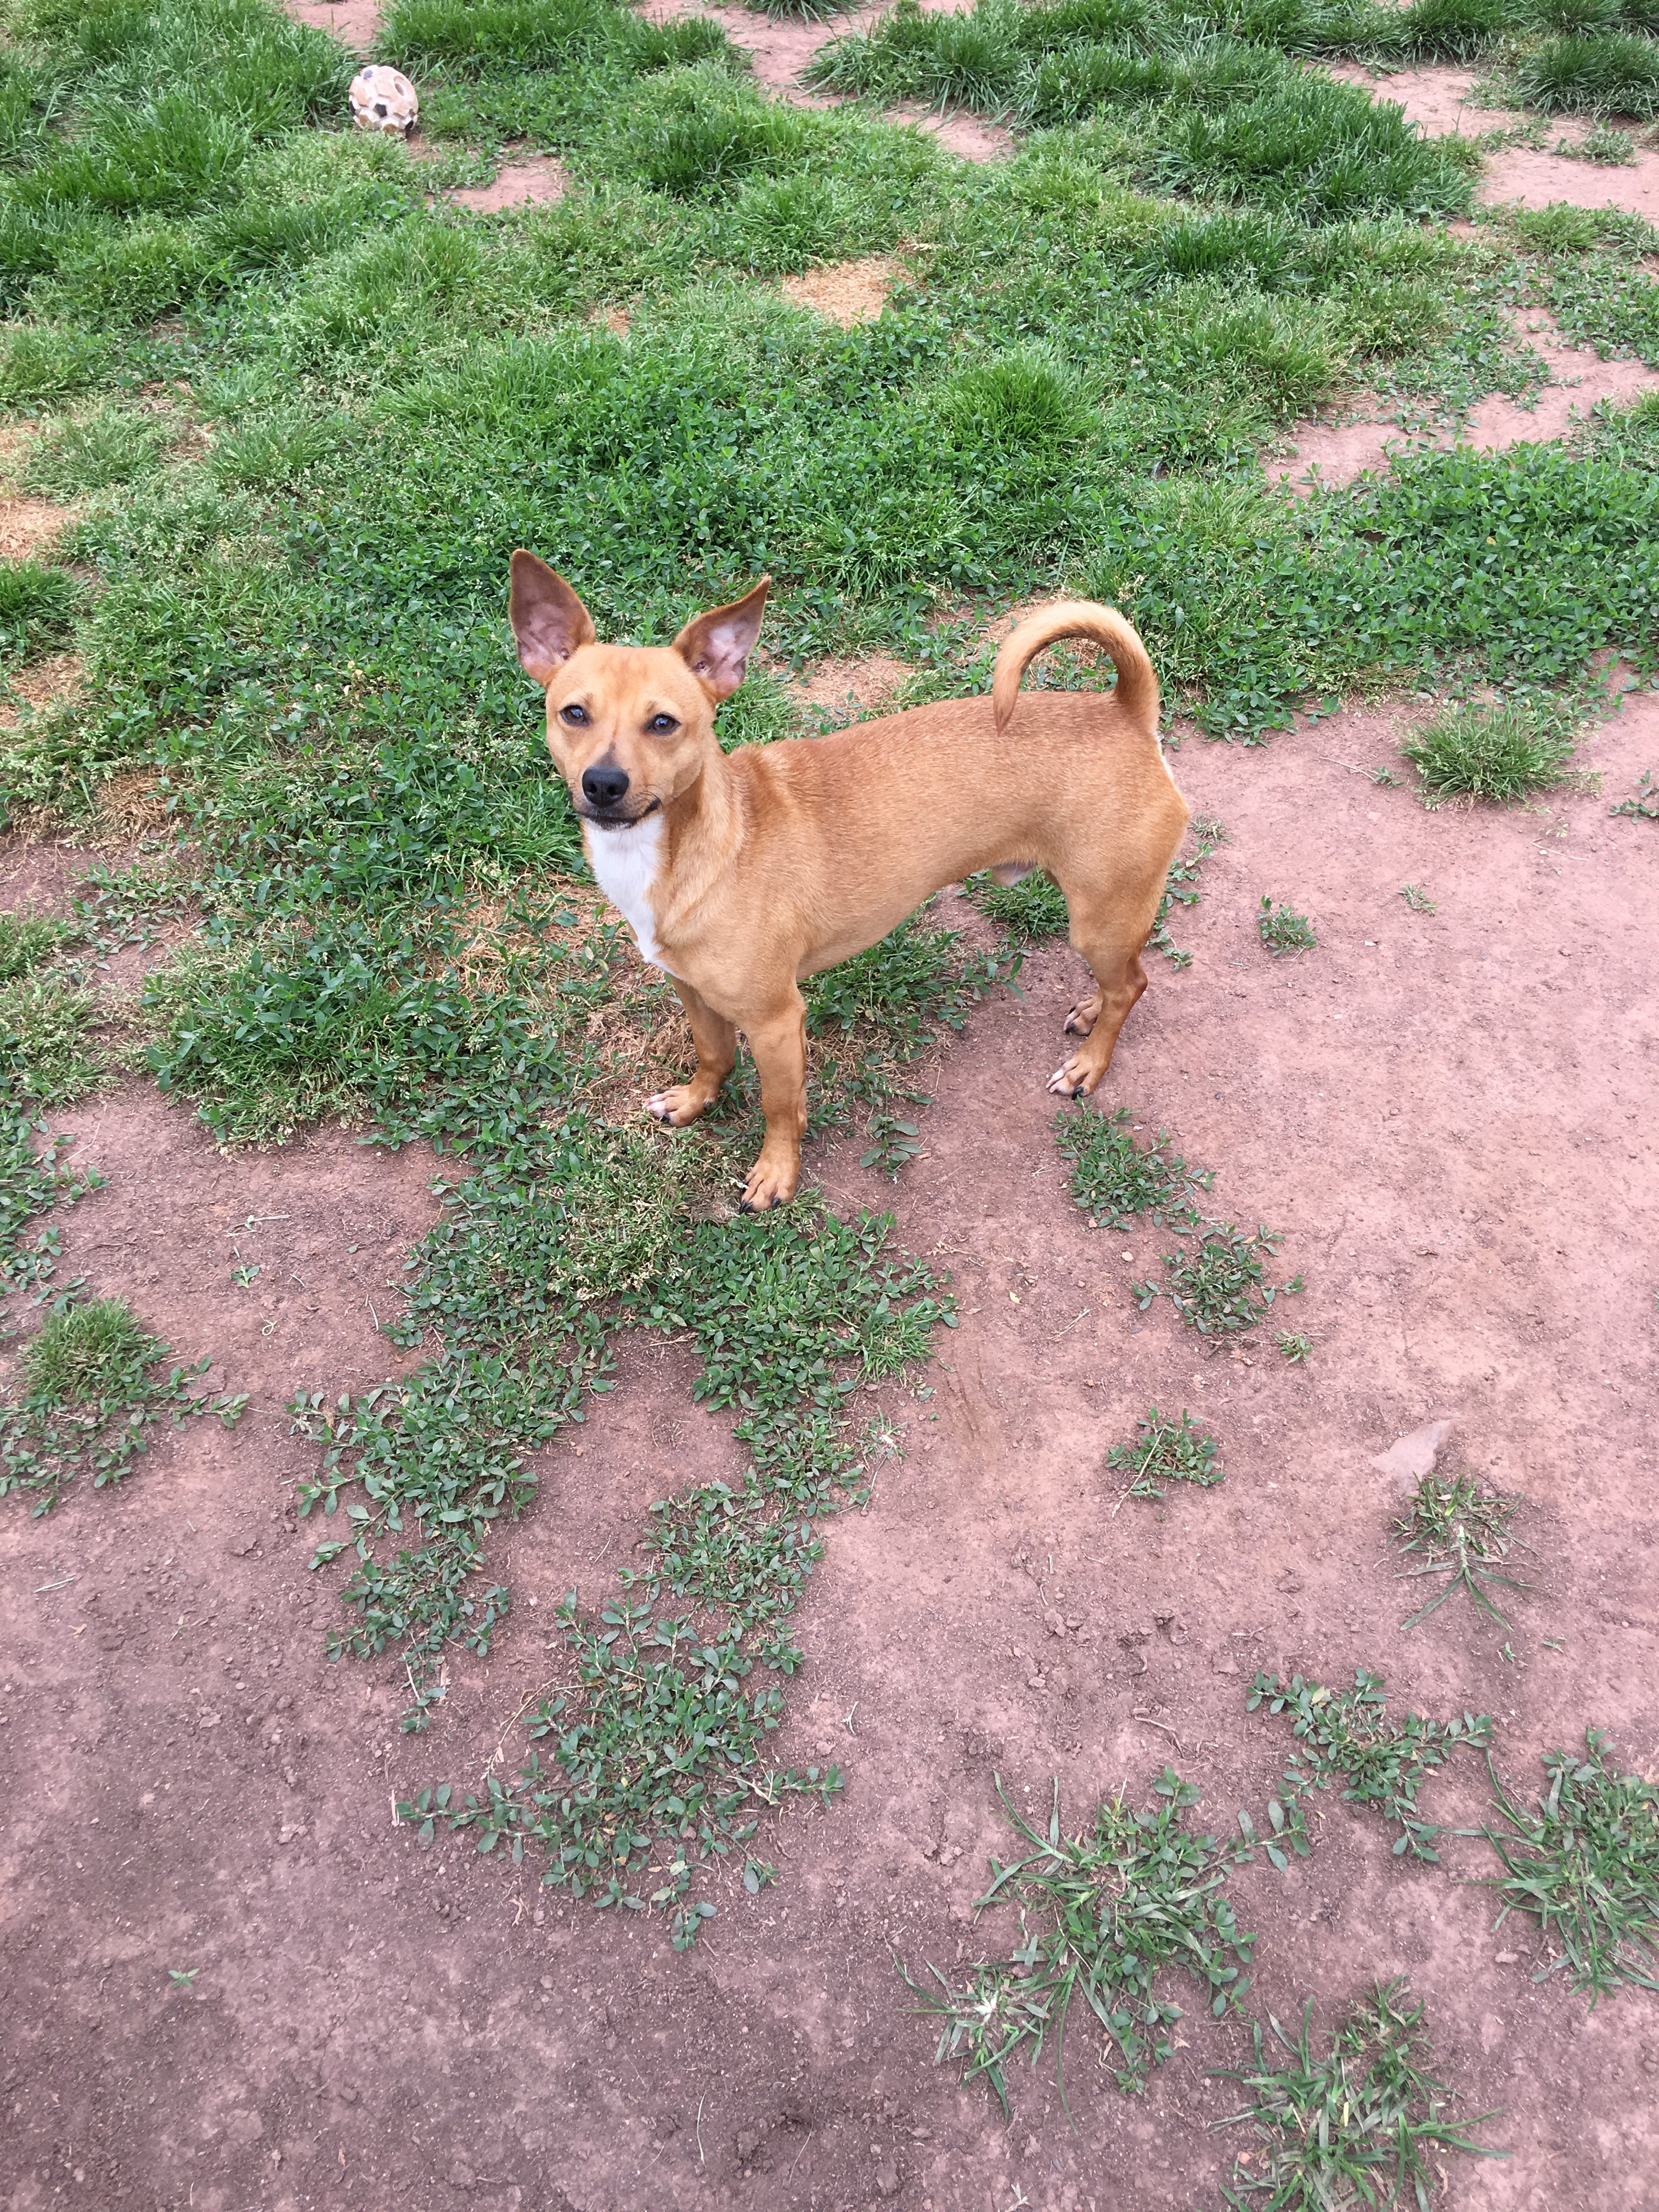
{"left": 581, "top": 763, "right": 630, "bottom": 809}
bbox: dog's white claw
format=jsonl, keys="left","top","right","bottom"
{"left": 647, "top": 1093, "right": 674, "bottom": 1120}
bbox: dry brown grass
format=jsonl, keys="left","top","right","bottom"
{"left": 0, "top": 496, "right": 73, "bottom": 561}
{"left": 93, "top": 766, "right": 170, "bottom": 842}
{"left": 780, "top": 255, "right": 899, "bottom": 329}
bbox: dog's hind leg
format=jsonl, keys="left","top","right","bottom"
{"left": 648, "top": 977, "right": 738, "bottom": 1127}
{"left": 1045, "top": 865, "right": 1168, "bottom": 1098}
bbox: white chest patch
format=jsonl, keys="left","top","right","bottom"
{"left": 586, "top": 814, "right": 670, "bottom": 972}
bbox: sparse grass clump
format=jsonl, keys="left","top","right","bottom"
{"left": 1214, "top": 1977, "right": 1505, "bottom": 2210}
{"left": 1394, "top": 1467, "right": 1529, "bottom": 1630}
{"left": 1610, "top": 766, "right": 1658, "bottom": 817}
{"left": 1257, "top": 895, "right": 1316, "bottom": 956}
{"left": 902, "top": 1771, "right": 1255, "bottom": 2114}
{"left": 1248, "top": 1668, "right": 1493, "bottom": 1859}
{"left": 1403, "top": 697, "right": 1578, "bottom": 804}
{"left": 1136, "top": 1222, "right": 1304, "bottom": 1335}
{"left": 1104, "top": 1404, "right": 1222, "bottom": 1499}
{"left": 0, "top": 560, "right": 79, "bottom": 667}
{"left": 2, "top": 1296, "right": 244, "bottom": 1514}
{"left": 1483, "top": 1730, "right": 1659, "bottom": 2002}
{"left": 1056, "top": 1103, "right": 1212, "bottom": 1229}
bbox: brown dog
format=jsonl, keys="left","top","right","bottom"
{"left": 509, "top": 553, "right": 1189, "bottom": 1210}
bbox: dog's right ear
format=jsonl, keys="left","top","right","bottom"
{"left": 509, "top": 551, "right": 596, "bottom": 686}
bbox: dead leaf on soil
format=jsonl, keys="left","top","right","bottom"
{"left": 0, "top": 651, "right": 82, "bottom": 730}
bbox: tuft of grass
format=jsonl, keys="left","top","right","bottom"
{"left": 0, "top": 561, "right": 80, "bottom": 667}
{"left": 1394, "top": 1468, "right": 1530, "bottom": 1630}
{"left": 1399, "top": 881, "right": 1436, "bottom": 912}
{"left": 1610, "top": 766, "right": 1658, "bottom": 817}
{"left": 1402, "top": 697, "right": 1578, "bottom": 804}
{"left": 1274, "top": 1328, "right": 1312, "bottom": 1362}
{"left": 1256, "top": 894, "right": 1316, "bottom": 955}
{"left": 1570, "top": 121, "right": 1640, "bottom": 161}
{"left": 1212, "top": 1977, "right": 1505, "bottom": 2210}
{"left": 1056, "top": 1103, "right": 1213, "bottom": 1230}
{"left": 901, "top": 1769, "right": 1255, "bottom": 2115}
{"left": 1248, "top": 1668, "right": 1492, "bottom": 1860}
{"left": 21, "top": 402, "right": 174, "bottom": 496}
{"left": 2, "top": 1295, "right": 245, "bottom": 1514}
{"left": 0, "top": 967, "right": 105, "bottom": 1106}
{"left": 1483, "top": 1730, "right": 1659, "bottom": 2004}
{"left": 1104, "top": 1403, "right": 1221, "bottom": 1499}
{"left": 1135, "top": 1222, "right": 1304, "bottom": 1336}
{"left": 1514, "top": 31, "right": 1659, "bottom": 116}
{"left": 0, "top": 912, "right": 73, "bottom": 980}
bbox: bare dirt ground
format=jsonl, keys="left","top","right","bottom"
{"left": 4, "top": 680, "right": 1658, "bottom": 2210}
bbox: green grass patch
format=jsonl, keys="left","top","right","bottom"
{"left": 1248, "top": 1668, "right": 1493, "bottom": 1860}
{"left": 1, "top": 1294, "right": 245, "bottom": 1515}
{"left": 1214, "top": 1977, "right": 1505, "bottom": 2209}
{"left": 902, "top": 1769, "right": 1255, "bottom": 2114}
{"left": 1056, "top": 1103, "right": 1213, "bottom": 1229}
{"left": 1513, "top": 30, "right": 1659, "bottom": 116}
{"left": 0, "top": 560, "right": 80, "bottom": 667}
{"left": 1394, "top": 1466, "right": 1529, "bottom": 1631}
{"left": 1104, "top": 1403, "right": 1221, "bottom": 1499}
{"left": 1256, "top": 893, "right": 1316, "bottom": 955}
{"left": 1135, "top": 1221, "right": 1304, "bottom": 1335}
{"left": 1403, "top": 696, "right": 1579, "bottom": 804}
{"left": 1483, "top": 1729, "right": 1659, "bottom": 2002}
{"left": 1611, "top": 765, "right": 1658, "bottom": 817}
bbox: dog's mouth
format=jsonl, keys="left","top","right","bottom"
{"left": 576, "top": 795, "right": 662, "bottom": 831}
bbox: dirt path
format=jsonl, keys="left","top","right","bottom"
{"left": 4, "top": 685, "right": 1657, "bottom": 2209}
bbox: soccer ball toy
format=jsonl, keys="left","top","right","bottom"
{"left": 349, "top": 65, "right": 419, "bottom": 136}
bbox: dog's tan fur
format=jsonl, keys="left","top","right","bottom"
{"left": 509, "top": 552, "right": 1189, "bottom": 1210}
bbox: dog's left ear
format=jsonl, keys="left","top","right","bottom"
{"left": 672, "top": 578, "right": 770, "bottom": 702}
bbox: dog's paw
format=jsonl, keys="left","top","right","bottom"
{"left": 1063, "top": 996, "right": 1100, "bottom": 1038}
{"left": 1048, "top": 1055, "right": 1102, "bottom": 1099}
{"left": 740, "top": 1155, "right": 799, "bottom": 1212}
{"left": 646, "top": 1085, "right": 708, "bottom": 1128}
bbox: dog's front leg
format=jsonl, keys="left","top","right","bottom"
{"left": 648, "top": 977, "right": 738, "bottom": 1126}
{"left": 739, "top": 994, "right": 808, "bottom": 1211}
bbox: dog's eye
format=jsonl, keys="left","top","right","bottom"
{"left": 647, "top": 713, "right": 678, "bottom": 735}
{"left": 560, "top": 703, "right": 588, "bottom": 725}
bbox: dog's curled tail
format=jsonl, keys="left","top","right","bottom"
{"left": 991, "top": 601, "right": 1158, "bottom": 737}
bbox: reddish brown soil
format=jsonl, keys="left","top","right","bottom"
{"left": 447, "top": 157, "right": 571, "bottom": 213}
{"left": 1272, "top": 308, "right": 1659, "bottom": 493}
{"left": 281, "top": 0, "right": 380, "bottom": 50}
{"left": 5, "top": 680, "right": 1659, "bottom": 2208}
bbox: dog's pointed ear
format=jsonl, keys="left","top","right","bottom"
{"left": 509, "top": 551, "right": 596, "bottom": 686}
{"left": 672, "top": 578, "right": 770, "bottom": 702}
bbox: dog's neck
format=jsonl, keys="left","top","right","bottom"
{"left": 659, "top": 742, "right": 742, "bottom": 905}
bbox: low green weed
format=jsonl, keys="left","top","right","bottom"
{"left": 0, "top": 967, "right": 105, "bottom": 1106}
{"left": 901, "top": 1770, "right": 1254, "bottom": 2114}
{"left": 1257, "top": 895, "right": 1316, "bottom": 956}
{"left": 0, "top": 1116, "right": 102, "bottom": 1301}
{"left": 1055, "top": 1104, "right": 1212, "bottom": 1230}
{"left": 1135, "top": 1222, "right": 1304, "bottom": 1336}
{"left": 1399, "top": 882, "right": 1436, "bottom": 912}
{"left": 1403, "top": 696, "right": 1579, "bottom": 803}
{"left": 1213, "top": 1977, "right": 1505, "bottom": 2210}
{"left": 1611, "top": 766, "right": 1658, "bottom": 817}
{"left": 1104, "top": 1404, "right": 1221, "bottom": 1500}
{"left": 1248, "top": 1668, "right": 1492, "bottom": 1860}
{"left": 1394, "top": 1468, "right": 1529, "bottom": 1630}
{"left": 1, "top": 1295, "right": 246, "bottom": 1514}
{"left": 1483, "top": 1730, "right": 1659, "bottom": 2002}
{"left": 0, "top": 912, "right": 72, "bottom": 979}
